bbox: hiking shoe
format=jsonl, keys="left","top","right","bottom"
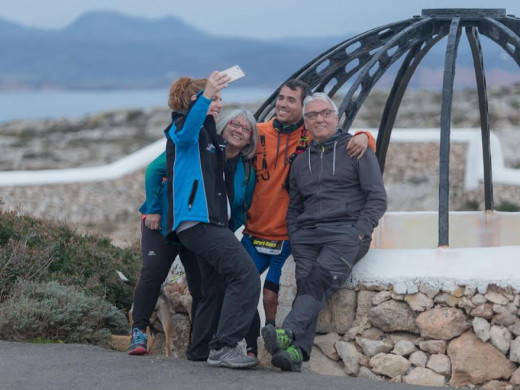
{"left": 271, "top": 345, "right": 303, "bottom": 372}
{"left": 261, "top": 324, "right": 293, "bottom": 355}
{"left": 128, "top": 328, "right": 149, "bottom": 355}
{"left": 207, "top": 344, "right": 258, "bottom": 369}
{"left": 246, "top": 346, "right": 257, "bottom": 358}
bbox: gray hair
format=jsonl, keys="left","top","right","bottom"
{"left": 302, "top": 92, "right": 339, "bottom": 116}
{"left": 216, "top": 109, "right": 258, "bottom": 160}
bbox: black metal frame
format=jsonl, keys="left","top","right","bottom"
{"left": 255, "top": 8, "right": 520, "bottom": 247}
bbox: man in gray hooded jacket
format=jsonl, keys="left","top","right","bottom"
{"left": 262, "top": 92, "right": 387, "bottom": 372}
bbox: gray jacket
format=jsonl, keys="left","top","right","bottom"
{"left": 287, "top": 129, "right": 387, "bottom": 238}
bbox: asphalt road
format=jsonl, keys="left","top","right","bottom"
{"left": 0, "top": 341, "right": 460, "bottom": 390}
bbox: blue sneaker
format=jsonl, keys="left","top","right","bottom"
{"left": 128, "top": 328, "right": 149, "bottom": 355}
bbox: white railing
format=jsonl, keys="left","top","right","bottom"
{"left": 1, "top": 129, "right": 520, "bottom": 187}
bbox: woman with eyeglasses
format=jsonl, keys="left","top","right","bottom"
{"left": 165, "top": 71, "right": 260, "bottom": 368}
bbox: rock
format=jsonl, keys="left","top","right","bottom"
{"left": 472, "top": 293, "right": 487, "bottom": 305}
{"left": 370, "top": 353, "right": 411, "bottom": 378}
{"left": 372, "top": 291, "right": 392, "bottom": 305}
{"left": 433, "top": 292, "right": 459, "bottom": 307}
{"left": 335, "top": 341, "right": 362, "bottom": 375}
{"left": 471, "top": 303, "right": 495, "bottom": 319}
{"left": 514, "top": 295, "right": 520, "bottom": 307}
{"left": 317, "top": 289, "right": 356, "bottom": 334}
{"left": 405, "top": 292, "right": 433, "bottom": 312}
{"left": 403, "top": 367, "right": 446, "bottom": 387}
{"left": 392, "top": 340, "right": 417, "bottom": 356}
{"left": 426, "top": 353, "right": 451, "bottom": 375}
{"left": 419, "top": 284, "right": 440, "bottom": 299}
{"left": 360, "top": 327, "right": 384, "bottom": 340}
{"left": 416, "top": 308, "right": 470, "bottom": 340}
{"left": 480, "top": 380, "right": 513, "bottom": 390}
{"left": 473, "top": 317, "right": 491, "bottom": 342}
{"left": 355, "top": 290, "right": 377, "bottom": 321}
{"left": 489, "top": 325, "right": 512, "bottom": 354}
{"left": 464, "top": 286, "right": 477, "bottom": 298}
{"left": 493, "top": 303, "right": 518, "bottom": 315}
{"left": 314, "top": 333, "right": 340, "bottom": 361}
{"left": 447, "top": 331, "right": 516, "bottom": 387}
{"left": 358, "top": 366, "right": 384, "bottom": 381}
{"left": 356, "top": 337, "right": 393, "bottom": 357}
{"left": 409, "top": 350, "right": 428, "bottom": 367}
{"left": 510, "top": 320, "right": 520, "bottom": 337}
{"left": 391, "top": 292, "right": 405, "bottom": 301}
{"left": 387, "top": 332, "right": 422, "bottom": 345}
{"left": 450, "top": 286, "right": 466, "bottom": 298}
{"left": 369, "top": 300, "right": 420, "bottom": 333}
{"left": 510, "top": 367, "right": 520, "bottom": 385}
{"left": 171, "top": 313, "right": 190, "bottom": 359}
{"left": 486, "top": 292, "right": 510, "bottom": 305}
{"left": 458, "top": 296, "right": 476, "bottom": 315}
{"left": 305, "top": 347, "right": 346, "bottom": 377}
{"left": 492, "top": 312, "right": 518, "bottom": 327}
{"left": 358, "top": 354, "right": 370, "bottom": 367}
{"left": 418, "top": 340, "right": 446, "bottom": 354}
{"left": 509, "top": 337, "right": 520, "bottom": 363}
{"left": 276, "top": 257, "right": 296, "bottom": 326}
{"left": 343, "top": 318, "right": 371, "bottom": 341}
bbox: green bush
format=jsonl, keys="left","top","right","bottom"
{"left": 0, "top": 280, "right": 128, "bottom": 344}
{"left": 0, "top": 209, "right": 141, "bottom": 310}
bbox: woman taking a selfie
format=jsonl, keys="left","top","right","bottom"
{"left": 165, "top": 71, "right": 260, "bottom": 369}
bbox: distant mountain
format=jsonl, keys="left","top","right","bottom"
{"left": 0, "top": 11, "right": 519, "bottom": 90}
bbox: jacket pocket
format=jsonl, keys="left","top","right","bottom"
{"left": 188, "top": 180, "right": 198, "bottom": 210}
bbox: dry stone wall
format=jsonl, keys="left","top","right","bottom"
{"left": 270, "top": 258, "right": 520, "bottom": 388}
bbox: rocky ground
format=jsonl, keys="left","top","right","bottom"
{"left": 1, "top": 87, "right": 520, "bottom": 246}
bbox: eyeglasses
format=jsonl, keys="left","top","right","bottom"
{"left": 304, "top": 109, "right": 336, "bottom": 121}
{"left": 228, "top": 120, "right": 253, "bottom": 134}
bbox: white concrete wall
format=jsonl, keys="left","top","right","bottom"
{"left": 2, "top": 129, "right": 520, "bottom": 188}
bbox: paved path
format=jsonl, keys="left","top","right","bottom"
{"left": 0, "top": 341, "right": 456, "bottom": 390}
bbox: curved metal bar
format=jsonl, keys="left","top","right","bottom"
{"left": 477, "top": 17, "right": 520, "bottom": 67}
{"left": 254, "top": 19, "right": 418, "bottom": 122}
{"left": 438, "top": 17, "right": 462, "bottom": 247}
{"left": 377, "top": 29, "right": 448, "bottom": 172}
{"left": 338, "top": 17, "right": 435, "bottom": 131}
{"left": 466, "top": 26, "right": 494, "bottom": 211}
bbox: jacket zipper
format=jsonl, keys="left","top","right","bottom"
{"left": 188, "top": 180, "right": 198, "bottom": 210}
{"left": 319, "top": 146, "right": 324, "bottom": 218}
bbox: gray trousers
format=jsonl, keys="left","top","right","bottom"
{"left": 178, "top": 223, "right": 260, "bottom": 351}
{"left": 283, "top": 223, "right": 370, "bottom": 360}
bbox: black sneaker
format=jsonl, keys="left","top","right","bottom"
{"left": 261, "top": 324, "right": 293, "bottom": 355}
{"left": 271, "top": 345, "right": 303, "bottom": 372}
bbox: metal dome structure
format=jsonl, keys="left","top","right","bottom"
{"left": 256, "top": 8, "right": 520, "bottom": 247}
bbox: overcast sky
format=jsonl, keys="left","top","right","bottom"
{"left": 2, "top": 0, "right": 520, "bottom": 39}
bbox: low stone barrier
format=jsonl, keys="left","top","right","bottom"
{"left": 269, "top": 252, "right": 520, "bottom": 388}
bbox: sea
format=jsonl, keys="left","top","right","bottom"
{"left": 0, "top": 87, "right": 274, "bottom": 123}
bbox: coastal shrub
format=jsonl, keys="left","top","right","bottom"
{"left": 0, "top": 209, "right": 141, "bottom": 309}
{"left": 0, "top": 280, "right": 128, "bottom": 344}
{"left": 496, "top": 201, "right": 520, "bottom": 212}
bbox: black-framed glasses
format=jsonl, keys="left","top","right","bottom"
{"left": 304, "top": 109, "right": 336, "bottom": 121}
{"left": 228, "top": 120, "right": 253, "bottom": 134}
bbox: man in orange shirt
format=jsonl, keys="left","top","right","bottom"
{"left": 241, "top": 80, "right": 375, "bottom": 356}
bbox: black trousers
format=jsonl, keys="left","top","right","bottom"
{"left": 283, "top": 224, "right": 370, "bottom": 360}
{"left": 178, "top": 223, "right": 260, "bottom": 358}
{"left": 131, "top": 221, "right": 201, "bottom": 331}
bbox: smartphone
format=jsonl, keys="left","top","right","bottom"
{"left": 221, "top": 65, "right": 245, "bottom": 83}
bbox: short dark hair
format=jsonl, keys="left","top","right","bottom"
{"left": 281, "top": 79, "right": 311, "bottom": 104}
